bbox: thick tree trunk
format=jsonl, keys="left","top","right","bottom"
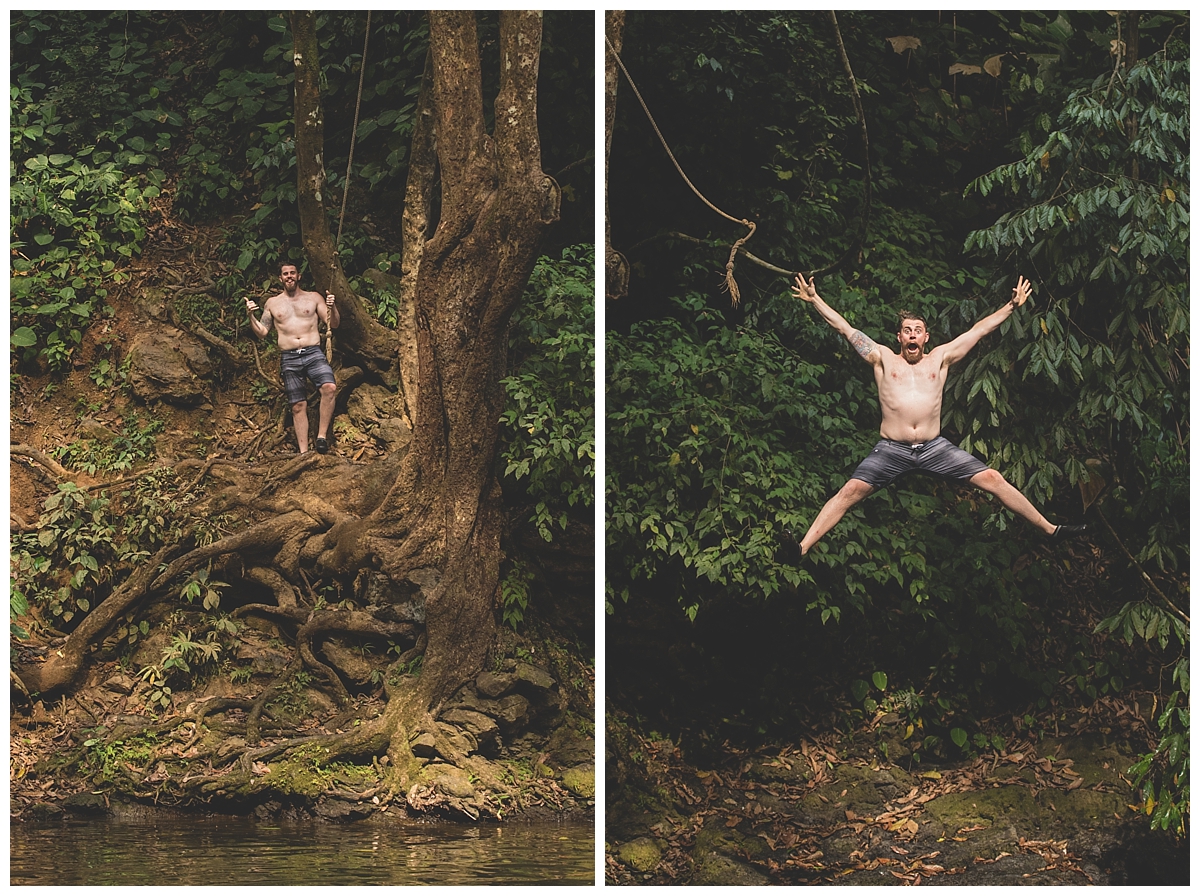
{"left": 291, "top": 11, "right": 397, "bottom": 377}
{"left": 332, "top": 11, "right": 559, "bottom": 712}
{"left": 397, "top": 48, "right": 437, "bottom": 426}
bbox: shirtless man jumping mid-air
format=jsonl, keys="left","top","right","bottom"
{"left": 781, "top": 273, "right": 1087, "bottom": 561}
{"left": 245, "top": 262, "right": 340, "bottom": 454}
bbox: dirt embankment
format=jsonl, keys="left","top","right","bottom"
{"left": 11, "top": 225, "right": 595, "bottom": 827}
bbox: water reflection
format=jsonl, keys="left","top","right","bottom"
{"left": 11, "top": 816, "right": 594, "bottom": 885}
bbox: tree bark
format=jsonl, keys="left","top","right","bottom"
{"left": 397, "top": 48, "right": 437, "bottom": 426}
{"left": 321, "top": 11, "right": 560, "bottom": 713}
{"left": 291, "top": 11, "right": 397, "bottom": 377}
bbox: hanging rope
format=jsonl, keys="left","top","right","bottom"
{"left": 808, "top": 11, "right": 873, "bottom": 280}
{"left": 606, "top": 33, "right": 755, "bottom": 306}
{"left": 608, "top": 14, "right": 874, "bottom": 293}
{"left": 336, "top": 10, "right": 371, "bottom": 249}
{"left": 326, "top": 11, "right": 370, "bottom": 362}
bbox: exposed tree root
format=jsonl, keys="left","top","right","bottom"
{"left": 19, "top": 543, "right": 181, "bottom": 696}
{"left": 12, "top": 444, "right": 72, "bottom": 480}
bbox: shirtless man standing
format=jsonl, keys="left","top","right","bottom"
{"left": 245, "top": 263, "right": 340, "bottom": 454}
{"left": 783, "top": 272, "right": 1086, "bottom": 559}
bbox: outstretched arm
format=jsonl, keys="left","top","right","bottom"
{"left": 792, "top": 273, "right": 881, "bottom": 364}
{"left": 941, "top": 275, "right": 1030, "bottom": 366}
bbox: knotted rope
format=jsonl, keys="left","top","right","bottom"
{"left": 606, "top": 33, "right": 755, "bottom": 306}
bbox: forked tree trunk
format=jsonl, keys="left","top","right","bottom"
{"left": 321, "top": 11, "right": 559, "bottom": 713}
{"left": 291, "top": 11, "right": 397, "bottom": 377}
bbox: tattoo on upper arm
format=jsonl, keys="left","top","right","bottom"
{"left": 849, "top": 329, "right": 877, "bottom": 359}
{"left": 260, "top": 308, "right": 273, "bottom": 331}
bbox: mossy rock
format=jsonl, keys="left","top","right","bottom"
{"left": 1035, "top": 786, "right": 1127, "bottom": 824}
{"left": 797, "top": 763, "right": 914, "bottom": 821}
{"left": 746, "top": 757, "right": 809, "bottom": 786}
{"left": 617, "top": 836, "right": 663, "bottom": 872}
{"left": 423, "top": 764, "right": 476, "bottom": 799}
{"left": 924, "top": 785, "right": 1042, "bottom": 829}
{"left": 562, "top": 763, "right": 595, "bottom": 799}
{"left": 691, "top": 853, "right": 769, "bottom": 886}
{"left": 255, "top": 745, "right": 335, "bottom": 799}
{"left": 694, "top": 820, "right": 768, "bottom": 861}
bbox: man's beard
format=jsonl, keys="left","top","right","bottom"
{"left": 903, "top": 344, "right": 923, "bottom": 364}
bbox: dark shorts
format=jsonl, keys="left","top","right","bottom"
{"left": 849, "top": 436, "right": 989, "bottom": 490}
{"left": 280, "top": 345, "right": 335, "bottom": 406}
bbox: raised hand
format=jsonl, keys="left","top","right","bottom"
{"left": 1010, "top": 275, "right": 1031, "bottom": 308}
{"left": 325, "top": 292, "right": 336, "bottom": 307}
{"left": 244, "top": 297, "right": 259, "bottom": 314}
{"left": 791, "top": 272, "right": 819, "bottom": 304}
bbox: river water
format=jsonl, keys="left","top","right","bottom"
{"left": 10, "top": 816, "right": 595, "bottom": 885}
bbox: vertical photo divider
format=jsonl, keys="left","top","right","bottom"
{"left": 592, "top": 8, "right": 608, "bottom": 886}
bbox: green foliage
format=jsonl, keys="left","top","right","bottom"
{"left": 81, "top": 731, "right": 158, "bottom": 783}
{"left": 500, "top": 560, "right": 534, "bottom": 631}
{"left": 1129, "top": 674, "right": 1189, "bottom": 836}
{"left": 52, "top": 413, "right": 164, "bottom": 475}
{"left": 10, "top": 144, "right": 155, "bottom": 370}
{"left": 179, "top": 568, "right": 229, "bottom": 612}
{"left": 139, "top": 627, "right": 231, "bottom": 710}
{"left": 11, "top": 475, "right": 184, "bottom": 629}
{"left": 607, "top": 292, "right": 823, "bottom": 612}
{"left": 964, "top": 43, "right": 1188, "bottom": 836}
{"left": 501, "top": 245, "right": 595, "bottom": 542}
{"left": 11, "top": 591, "right": 31, "bottom": 640}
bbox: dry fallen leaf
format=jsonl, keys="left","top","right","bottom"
{"left": 886, "top": 35, "right": 922, "bottom": 53}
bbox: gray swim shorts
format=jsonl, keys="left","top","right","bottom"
{"left": 849, "top": 436, "right": 989, "bottom": 489}
{"left": 279, "top": 345, "right": 335, "bottom": 406}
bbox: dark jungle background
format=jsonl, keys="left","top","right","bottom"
{"left": 606, "top": 9, "right": 1187, "bottom": 841}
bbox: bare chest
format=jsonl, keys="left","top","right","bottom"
{"left": 268, "top": 294, "right": 319, "bottom": 326}
{"left": 877, "top": 356, "right": 945, "bottom": 400}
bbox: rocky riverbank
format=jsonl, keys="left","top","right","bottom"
{"left": 12, "top": 623, "right": 594, "bottom": 827}
{"left": 606, "top": 709, "right": 1187, "bottom": 885}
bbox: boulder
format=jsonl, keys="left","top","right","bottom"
{"left": 490, "top": 693, "right": 530, "bottom": 734}
{"left": 618, "top": 837, "right": 663, "bottom": 873}
{"left": 561, "top": 763, "right": 595, "bottom": 799}
{"left": 515, "top": 662, "right": 556, "bottom": 691}
{"left": 692, "top": 853, "right": 769, "bottom": 886}
{"left": 314, "top": 797, "right": 372, "bottom": 821}
{"left": 373, "top": 417, "right": 413, "bottom": 451}
{"left": 547, "top": 724, "right": 595, "bottom": 767}
{"left": 321, "top": 638, "right": 382, "bottom": 685}
{"left": 406, "top": 763, "right": 484, "bottom": 819}
{"left": 441, "top": 708, "right": 500, "bottom": 756}
{"left": 436, "top": 721, "right": 478, "bottom": 757}
{"left": 101, "top": 673, "right": 137, "bottom": 696}
{"left": 127, "top": 327, "right": 213, "bottom": 406}
{"left": 61, "top": 791, "right": 110, "bottom": 816}
{"left": 77, "top": 417, "right": 118, "bottom": 441}
{"left": 430, "top": 765, "right": 476, "bottom": 799}
{"left": 410, "top": 732, "right": 439, "bottom": 759}
{"left": 133, "top": 286, "right": 170, "bottom": 322}
{"left": 476, "top": 669, "right": 517, "bottom": 699}
{"left": 345, "top": 382, "right": 412, "bottom": 451}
